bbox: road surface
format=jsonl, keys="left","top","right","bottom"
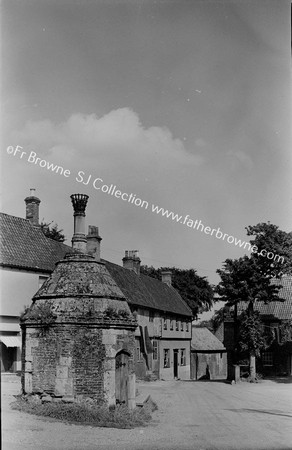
{"left": 2, "top": 375, "right": 292, "bottom": 450}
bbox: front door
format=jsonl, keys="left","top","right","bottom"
{"left": 115, "top": 351, "right": 129, "bottom": 405}
{"left": 173, "top": 350, "right": 178, "bottom": 378}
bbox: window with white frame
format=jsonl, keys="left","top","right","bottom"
{"left": 186, "top": 321, "right": 189, "bottom": 332}
{"left": 163, "top": 349, "right": 170, "bottom": 368}
{"left": 152, "top": 340, "right": 158, "bottom": 361}
{"left": 180, "top": 349, "right": 186, "bottom": 366}
{"left": 170, "top": 319, "right": 174, "bottom": 330}
{"left": 262, "top": 351, "right": 273, "bottom": 366}
{"left": 176, "top": 320, "right": 179, "bottom": 331}
{"left": 163, "top": 317, "right": 167, "bottom": 330}
{"left": 181, "top": 321, "right": 184, "bottom": 331}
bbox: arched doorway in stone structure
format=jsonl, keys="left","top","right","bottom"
{"left": 115, "top": 350, "right": 130, "bottom": 405}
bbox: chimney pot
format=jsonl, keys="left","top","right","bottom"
{"left": 123, "top": 250, "right": 141, "bottom": 275}
{"left": 161, "top": 270, "right": 172, "bottom": 287}
{"left": 70, "top": 194, "right": 89, "bottom": 253}
{"left": 24, "top": 188, "right": 41, "bottom": 226}
{"left": 86, "top": 225, "right": 102, "bottom": 261}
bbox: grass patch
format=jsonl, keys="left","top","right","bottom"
{"left": 11, "top": 396, "right": 152, "bottom": 428}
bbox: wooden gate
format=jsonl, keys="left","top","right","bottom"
{"left": 115, "top": 351, "right": 130, "bottom": 405}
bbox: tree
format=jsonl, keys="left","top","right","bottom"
{"left": 246, "top": 222, "right": 292, "bottom": 277}
{"left": 140, "top": 265, "right": 214, "bottom": 317}
{"left": 279, "top": 320, "right": 292, "bottom": 344}
{"left": 216, "top": 256, "right": 285, "bottom": 380}
{"left": 237, "top": 311, "right": 274, "bottom": 370}
{"left": 40, "top": 221, "right": 66, "bottom": 242}
{"left": 194, "top": 307, "right": 225, "bottom": 333}
{"left": 216, "top": 222, "right": 292, "bottom": 381}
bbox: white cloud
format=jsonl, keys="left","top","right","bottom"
{"left": 7, "top": 108, "right": 204, "bottom": 213}
{"left": 13, "top": 108, "right": 203, "bottom": 166}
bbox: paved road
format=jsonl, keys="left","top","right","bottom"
{"left": 2, "top": 376, "right": 292, "bottom": 450}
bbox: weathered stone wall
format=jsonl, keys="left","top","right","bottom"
{"left": 22, "top": 323, "right": 136, "bottom": 405}
{"left": 21, "top": 252, "right": 137, "bottom": 406}
{"left": 23, "top": 325, "right": 106, "bottom": 402}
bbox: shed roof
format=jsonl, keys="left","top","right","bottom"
{"left": 191, "top": 327, "right": 226, "bottom": 352}
{"left": 0, "top": 213, "right": 73, "bottom": 272}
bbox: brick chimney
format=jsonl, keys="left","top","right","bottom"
{"left": 70, "top": 194, "right": 89, "bottom": 253}
{"left": 161, "top": 270, "right": 172, "bottom": 287}
{"left": 24, "top": 188, "right": 40, "bottom": 226}
{"left": 86, "top": 225, "right": 102, "bottom": 261}
{"left": 122, "top": 250, "right": 141, "bottom": 276}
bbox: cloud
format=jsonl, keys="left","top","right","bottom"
{"left": 227, "top": 150, "right": 254, "bottom": 170}
{"left": 13, "top": 108, "right": 203, "bottom": 166}
{"left": 7, "top": 108, "right": 204, "bottom": 211}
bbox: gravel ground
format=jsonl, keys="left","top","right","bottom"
{"left": 2, "top": 375, "right": 292, "bottom": 450}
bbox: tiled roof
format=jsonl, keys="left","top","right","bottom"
{"left": 0, "top": 213, "right": 73, "bottom": 272}
{"left": 104, "top": 260, "right": 193, "bottom": 317}
{"left": 236, "top": 276, "right": 292, "bottom": 321}
{"left": 191, "top": 327, "right": 226, "bottom": 351}
{"left": 0, "top": 211, "right": 192, "bottom": 317}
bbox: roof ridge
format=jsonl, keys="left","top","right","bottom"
{"left": 0, "top": 211, "right": 31, "bottom": 222}
{"left": 104, "top": 259, "right": 192, "bottom": 317}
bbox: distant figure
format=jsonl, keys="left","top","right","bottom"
{"left": 206, "top": 364, "right": 210, "bottom": 380}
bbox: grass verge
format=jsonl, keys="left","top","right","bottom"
{"left": 11, "top": 396, "right": 152, "bottom": 428}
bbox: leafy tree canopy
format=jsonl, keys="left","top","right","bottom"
{"left": 238, "top": 311, "right": 272, "bottom": 357}
{"left": 140, "top": 265, "right": 214, "bottom": 318}
{"left": 216, "top": 256, "right": 284, "bottom": 307}
{"left": 246, "top": 222, "right": 292, "bottom": 277}
{"left": 216, "top": 222, "right": 292, "bottom": 308}
{"left": 41, "top": 220, "right": 66, "bottom": 242}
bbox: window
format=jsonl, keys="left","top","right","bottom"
{"left": 186, "top": 322, "right": 189, "bottom": 332}
{"left": 149, "top": 310, "right": 154, "bottom": 322}
{"left": 136, "top": 339, "right": 141, "bottom": 361}
{"left": 262, "top": 351, "right": 273, "bottom": 366}
{"left": 153, "top": 340, "right": 158, "bottom": 361}
{"left": 163, "top": 317, "right": 167, "bottom": 330}
{"left": 181, "top": 321, "right": 184, "bottom": 331}
{"left": 180, "top": 349, "right": 186, "bottom": 366}
{"left": 176, "top": 320, "right": 179, "bottom": 331}
{"left": 38, "top": 276, "right": 49, "bottom": 289}
{"left": 163, "top": 349, "right": 170, "bottom": 368}
{"left": 170, "top": 319, "right": 174, "bottom": 330}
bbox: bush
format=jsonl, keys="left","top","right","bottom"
{"left": 11, "top": 396, "right": 152, "bottom": 428}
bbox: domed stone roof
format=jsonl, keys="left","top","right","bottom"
{"left": 22, "top": 252, "right": 136, "bottom": 327}
{"left": 34, "top": 253, "right": 126, "bottom": 300}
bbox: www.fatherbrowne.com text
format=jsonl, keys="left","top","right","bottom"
{"left": 7, "top": 146, "right": 284, "bottom": 264}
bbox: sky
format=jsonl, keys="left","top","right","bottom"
{"left": 1, "top": 0, "right": 292, "bottom": 308}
